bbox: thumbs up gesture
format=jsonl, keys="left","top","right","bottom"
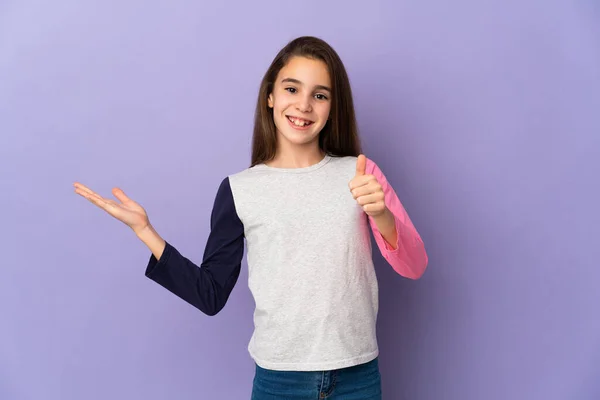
{"left": 349, "top": 154, "right": 386, "bottom": 217}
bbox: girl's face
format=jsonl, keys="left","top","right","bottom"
{"left": 268, "top": 56, "right": 332, "bottom": 150}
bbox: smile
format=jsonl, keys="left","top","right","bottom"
{"left": 286, "top": 116, "right": 314, "bottom": 129}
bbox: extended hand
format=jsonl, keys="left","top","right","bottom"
{"left": 74, "top": 182, "right": 150, "bottom": 234}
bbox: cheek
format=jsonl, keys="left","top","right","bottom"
{"left": 317, "top": 104, "right": 332, "bottom": 122}
{"left": 273, "top": 97, "right": 292, "bottom": 114}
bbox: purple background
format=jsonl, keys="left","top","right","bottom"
{"left": 2, "top": 1, "right": 599, "bottom": 399}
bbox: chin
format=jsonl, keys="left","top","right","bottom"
{"left": 276, "top": 123, "right": 323, "bottom": 146}
{"left": 282, "top": 134, "right": 320, "bottom": 146}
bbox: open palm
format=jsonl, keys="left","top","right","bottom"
{"left": 74, "top": 182, "right": 149, "bottom": 234}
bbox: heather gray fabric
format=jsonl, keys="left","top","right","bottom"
{"left": 229, "top": 155, "right": 379, "bottom": 371}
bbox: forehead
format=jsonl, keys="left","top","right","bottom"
{"left": 277, "top": 56, "right": 331, "bottom": 87}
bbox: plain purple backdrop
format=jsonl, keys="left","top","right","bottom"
{"left": 1, "top": 1, "right": 599, "bottom": 399}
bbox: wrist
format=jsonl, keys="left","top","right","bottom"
{"left": 135, "top": 223, "right": 167, "bottom": 260}
{"left": 373, "top": 207, "right": 399, "bottom": 250}
{"left": 135, "top": 223, "right": 155, "bottom": 240}
{"left": 372, "top": 207, "right": 393, "bottom": 223}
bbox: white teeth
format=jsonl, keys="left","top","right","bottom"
{"left": 289, "top": 117, "right": 310, "bottom": 127}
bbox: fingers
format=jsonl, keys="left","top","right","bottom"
{"left": 349, "top": 174, "right": 376, "bottom": 191}
{"left": 74, "top": 182, "right": 102, "bottom": 203}
{"left": 355, "top": 192, "right": 384, "bottom": 206}
{"left": 73, "top": 182, "right": 95, "bottom": 196}
{"left": 355, "top": 154, "right": 366, "bottom": 177}
{"left": 75, "top": 188, "right": 109, "bottom": 209}
{"left": 350, "top": 177, "right": 384, "bottom": 212}
{"left": 351, "top": 182, "right": 381, "bottom": 199}
{"left": 112, "top": 187, "right": 130, "bottom": 203}
{"left": 73, "top": 182, "right": 114, "bottom": 211}
{"left": 361, "top": 202, "right": 386, "bottom": 215}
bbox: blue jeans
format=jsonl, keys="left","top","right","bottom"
{"left": 251, "top": 357, "right": 382, "bottom": 399}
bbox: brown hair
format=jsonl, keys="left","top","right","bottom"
{"left": 250, "top": 36, "right": 362, "bottom": 167}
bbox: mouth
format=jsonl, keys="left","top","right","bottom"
{"left": 286, "top": 115, "right": 314, "bottom": 130}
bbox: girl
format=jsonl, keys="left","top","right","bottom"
{"left": 74, "top": 36, "right": 428, "bottom": 400}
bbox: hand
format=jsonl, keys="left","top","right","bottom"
{"left": 74, "top": 182, "right": 150, "bottom": 235}
{"left": 349, "top": 154, "right": 387, "bottom": 217}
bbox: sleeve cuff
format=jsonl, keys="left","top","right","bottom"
{"left": 375, "top": 214, "right": 403, "bottom": 253}
{"left": 144, "top": 241, "right": 173, "bottom": 278}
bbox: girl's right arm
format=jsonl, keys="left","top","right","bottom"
{"left": 74, "top": 177, "right": 245, "bottom": 316}
{"left": 143, "top": 178, "right": 245, "bottom": 316}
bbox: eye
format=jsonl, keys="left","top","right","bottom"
{"left": 285, "top": 87, "right": 297, "bottom": 93}
{"left": 315, "top": 93, "right": 328, "bottom": 100}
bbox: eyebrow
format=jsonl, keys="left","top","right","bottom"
{"left": 281, "top": 78, "right": 331, "bottom": 93}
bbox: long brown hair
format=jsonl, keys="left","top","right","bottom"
{"left": 250, "top": 36, "right": 362, "bottom": 167}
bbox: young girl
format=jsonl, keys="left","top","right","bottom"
{"left": 74, "top": 36, "right": 427, "bottom": 400}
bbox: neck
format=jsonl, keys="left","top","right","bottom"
{"left": 266, "top": 141, "right": 325, "bottom": 169}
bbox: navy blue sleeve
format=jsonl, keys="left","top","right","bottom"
{"left": 144, "top": 177, "right": 245, "bottom": 316}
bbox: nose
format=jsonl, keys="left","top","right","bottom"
{"left": 296, "top": 94, "right": 312, "bottom": 113}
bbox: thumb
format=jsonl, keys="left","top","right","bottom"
{"left": 355, "top": 154, "right": 366, "bottom": 176}
{"left": 112, "top": 187, "right": 131, "bottom": 203}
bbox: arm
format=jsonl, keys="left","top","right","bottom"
{"left": 366, "top": 158, "right": 428, "bottom": 279}
{"left": 144, "top": 177, "right": 245, "bottom": 316}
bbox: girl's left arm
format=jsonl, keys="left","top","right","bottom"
{"left": 366, "top": 158, "right": 428, "bottom": 279}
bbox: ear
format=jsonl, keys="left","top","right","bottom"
{"left": 268, "top": 93, "right": 274, "bottom": 108}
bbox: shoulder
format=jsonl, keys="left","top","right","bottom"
{"left": 220, "top": 165, "right": 278, "bottom": 204}
{"left": 327, "top": 154, "right": 360, "bottom": 170}
{"left": 364, "top": 157, "right": 383, "bottom": 176}
{"left": 329, "top": 154, "right": 357, "bottom": 166}
{"left": 211, "top": 167, "right": 254, "bottom": 199}
{"left": 226, "top": 164, "right": 273, "bottom": 186}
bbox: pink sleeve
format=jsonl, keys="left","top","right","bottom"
{"left": 365, "top": 158, "right": 428, "bottom": 279}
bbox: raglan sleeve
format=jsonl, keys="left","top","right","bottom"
{"left": 366, "top": 158, "right": 428, "bottom": 279}
{"left": 144, "top": 177, "right": 245, "bottom": 315}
